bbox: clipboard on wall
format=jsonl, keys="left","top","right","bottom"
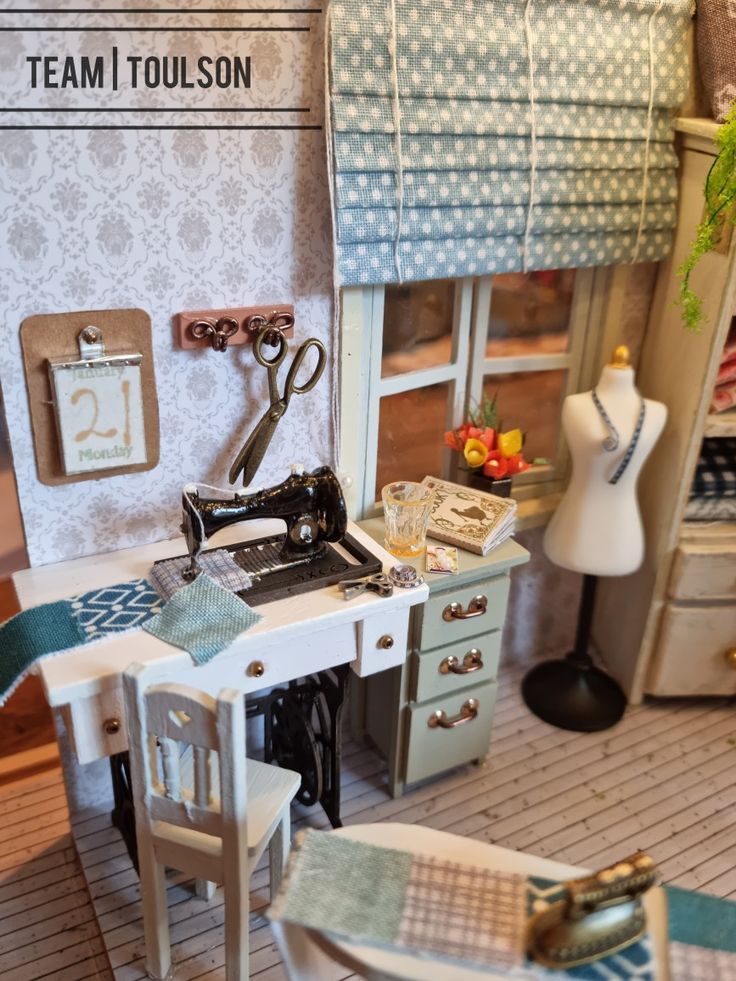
{"left": 20, "top": 308, "right": 160, "bottom": 486}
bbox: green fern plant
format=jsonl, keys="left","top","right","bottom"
{"left": 678, "top": 102, "right": 736, "bottom": 332}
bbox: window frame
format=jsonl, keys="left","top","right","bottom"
{"left": 339, "top": 267, "right": 613, "bottom": 520}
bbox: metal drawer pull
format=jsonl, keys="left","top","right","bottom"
{"left": 442, "top": 595, "right": 487, "bottom": 622}
{"left": 725, "top": 648, "right": 736, "bottom": 671}
{"left": 428, "top": 698, "right": 479, "bottom": 729}
{"left": 440, "top": 649, "right": 484, "bottom": 675}
{"left": 247, "top": 661, "right": 266, "bottom": 679}
{"left": 103, "top": 718, "right": 121, "bottom": 736}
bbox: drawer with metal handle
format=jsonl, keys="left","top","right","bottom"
{"left": 648, "top": 602, "right": 736, "bottom": 696}
{"left": 403, "top": 680, "right": 497, "bottom": 787}
{"left": 418, "top": 574, "right": 509, "bottom": 650}
{"left": 410, "top": 631, "right": 502, "bottom": 702}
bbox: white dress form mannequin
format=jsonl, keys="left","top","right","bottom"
{"left": 544, "top": 348, "right": 667, "bottom": 576}
{"left": 523, "top": 347, "right": 667, "bottom": 733}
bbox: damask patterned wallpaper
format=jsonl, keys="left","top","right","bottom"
{"left": 0, "top": 2, "right": 333, "bottom": 566}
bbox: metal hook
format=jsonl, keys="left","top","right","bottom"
{"left": 189, "top": 316, "right": 239, "bottom": 352}
{"left": 244, "top": 309, "right": 296, "bottom": 347}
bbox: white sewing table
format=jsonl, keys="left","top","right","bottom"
{"left": 12, "top": 518, "right": 428, "bottom": 821}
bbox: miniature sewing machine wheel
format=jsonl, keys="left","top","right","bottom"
{"left": 269, "top": 690, "right": 323, "bottom": 806}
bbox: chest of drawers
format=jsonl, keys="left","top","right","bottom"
{"left": 358, "top": 518, "right": 529, "bottom": 797}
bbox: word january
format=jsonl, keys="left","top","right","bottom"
{"left": 26, "top": 53, "right": 251, "bottom": 90}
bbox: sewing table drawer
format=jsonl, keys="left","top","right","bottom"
{"left": 353, "top": 607, "right": 410, "bottom": 677}
{"left": 410, "top": 631, "right": 502, "bottom": 703}
{"left": 67, "top": 688, "right": 128, "bottom": 765}
{"left": 403, "top": 680, "right": 497, "bottom": 787}
{"left": 63, "top": 621, "right": 360, "bottom": 763}
{"left": 418, "top": 574, "right": 510, "bottom": 651}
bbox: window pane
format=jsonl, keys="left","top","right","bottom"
{"left": 376, "top": 382, "right": 450, "bottom": 497}
{"left": 483, "top": 370, "right": 566, "bottom": 463}
{"left": 487, "top": 270, "right": 575, "bottom": 359}
{"left": 382, "top": 280, "right": 456, "bottom": 378}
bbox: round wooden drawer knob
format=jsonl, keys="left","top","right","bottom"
{"left": 103, "top": 718, "right": 121, "bottom": 736}
{"left": 378, "top": 635, "right": 394, "bottom": 650}
{"left": 725, "top": 649, "right": 736, "bottom": 671}
{"left": 248, "top": 661, "right": 266, "bottom": 679}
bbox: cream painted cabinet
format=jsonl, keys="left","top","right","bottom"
{"left": 357, "top": 518, "right": 529, "bottom": 796}
{"left": 594, "top": 120, "right": 736, "bottom": 700}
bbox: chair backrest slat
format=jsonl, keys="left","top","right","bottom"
{"left": 123, "top": 665, "right": 248, "bottom": 839}
{"left": 159, "top": 737, "right": 181, "bottom": 800}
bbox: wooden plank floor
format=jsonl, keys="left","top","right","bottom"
{"left": 2, "top": 660, "right": 736, "bottom": 980}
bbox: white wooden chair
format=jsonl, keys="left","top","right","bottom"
{"left": 123, "top": 662, "right": 301, "bottom": 981}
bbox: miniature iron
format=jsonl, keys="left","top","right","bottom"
{"left": 527, "top": 851, "right": 656, "bottom": 969}
{"left": 180, "top": 465, "right": 347, "bottom": 582}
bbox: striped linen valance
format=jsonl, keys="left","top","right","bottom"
{"left": 326, "top": 0, "right": 694, "bottom": 286}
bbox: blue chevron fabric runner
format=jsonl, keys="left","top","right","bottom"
{"left": 0, "top": 573, "right": 260, "bottom": 704}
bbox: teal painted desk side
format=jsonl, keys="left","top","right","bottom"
{"left": 358, "top": 518, "right": 530, "bottom": 797}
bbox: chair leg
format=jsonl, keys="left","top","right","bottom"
{"left": 269, "top": 808, "right": 291, "bottom": 901}
{"left": 195, "top": 878, "right": 217, "bottom": 900}
{"left": 223, "top": 869, "right": 249, "bottom": 981}
{"left": 138, "top": 845, "right": 171, "bottom": 980}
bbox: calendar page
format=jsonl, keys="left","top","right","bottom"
{"left": 50, "top": 359, "right": 147, "bottom": 476}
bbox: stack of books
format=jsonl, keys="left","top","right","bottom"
{"left": 421, "top": 476, "right": 517, "bottom": 556}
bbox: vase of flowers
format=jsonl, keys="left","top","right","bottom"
{"left": 443, "top": 396, "right": 533, "bottom": 497}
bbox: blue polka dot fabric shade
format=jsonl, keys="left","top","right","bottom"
{"left": 326, "top": 0, "right": 694, "bottom": 286}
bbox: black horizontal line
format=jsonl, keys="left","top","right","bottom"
{"left": 0, "top": 124, "right": 322, "bottom": 130}
{"left": 0, "top": 26, "right": 309, "bottom": 31}
{"left": 2, "top": 107, "right": 310, "bottom": 113}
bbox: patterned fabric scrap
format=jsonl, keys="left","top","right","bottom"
{"left": 143, "top": 573, "right": 262, "bottom": 665}
{"left": 150, "top": 549, "right": 253, "bottom": 602}
{"left": 0, "top": 578, "right": 162, "bottom": 706}
{"left": 269, "top": 830, "right": 527, "bottom": 971}
{"left": 69, "top": 579, "right": 162, "bottom": 640}
{"left": 690, "top": 438, "right": 736, "bottom": 499}
{"left": 398, "top": 854, "right": 526, "bottom": 969}
{"left": 0, "top": 600, "right": 84, "bottom": 705}
{"left": 666, "top": 884, "right": 736, "bottom": 980}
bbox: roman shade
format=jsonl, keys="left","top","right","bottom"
{"left": 326, "top": 0, "right": 693, "bottom": 286}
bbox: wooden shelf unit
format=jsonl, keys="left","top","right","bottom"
{"left": 593, "top": 123, "right": 736, "bottom": 702}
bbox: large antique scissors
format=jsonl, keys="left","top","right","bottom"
{"left": 228, "top": 330, "right": 327, "bottom": 486}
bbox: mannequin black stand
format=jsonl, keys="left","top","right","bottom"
{"left": 521, "top": 574, "right": 627, "bottom": 732}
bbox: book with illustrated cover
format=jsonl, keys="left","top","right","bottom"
{"left": 421, "top": 476, "right": 517, "bottom": 555}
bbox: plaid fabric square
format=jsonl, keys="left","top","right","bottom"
{"left": 150, "top": 550, "right": 253, "bottom": 601}
{"left": 396, "top": 856, "right": 526, "bottom": 969}
{"left": 670, "top": 941, "right": 736, "bottom": 981}
{"left": 690, "top": 438, "right": 736, "bottom": 499}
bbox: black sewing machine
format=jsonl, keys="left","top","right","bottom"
{"left": 172, "top": 465, "right": 381, "bottom": 605}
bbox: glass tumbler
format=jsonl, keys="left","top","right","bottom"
{"left": 381, "top": 481, "right": 435, "bottom": 557}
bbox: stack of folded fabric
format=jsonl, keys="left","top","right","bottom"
{"left": 686, "top": 438, "right": 736, "bottom": 522}
{"left": 710, "top": 320, "right": 736, "bottom": 415}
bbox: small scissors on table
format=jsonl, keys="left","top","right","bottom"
{"left": 338, "top": 573, "right": 394, "bottom": 601}
{"left": 229, "top": 329, "right": 327, "bottom": 486}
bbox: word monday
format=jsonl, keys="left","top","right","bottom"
{"left": 26, "top": 53, "right": 251, "bottom": 90}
